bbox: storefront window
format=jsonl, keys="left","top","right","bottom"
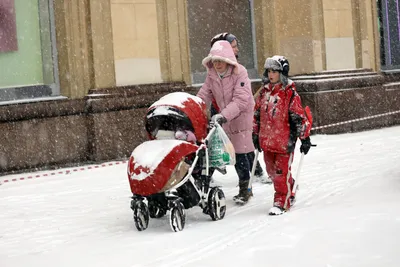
{"left": 0, "top": 0, "right": 59, "bottom": 103}
{"left": 187, "top": 0, "right": 258, "bottom": 84}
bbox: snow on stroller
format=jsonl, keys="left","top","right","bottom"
{"left": 127, "top": 92, "right": 228, "bottom": 232}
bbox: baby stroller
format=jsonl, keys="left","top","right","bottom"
{"left": 127, "top": 92, "right": 228, "bottom": 232}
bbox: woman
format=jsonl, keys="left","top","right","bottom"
{"left": 210, "top": 32, "right": 268, "bottom": 183}
{"left": 197, "top": 40, "right": 255, "bottom": 204}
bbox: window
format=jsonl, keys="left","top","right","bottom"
{"left": 0, "top": 0, "right": 59, "bottom": 103}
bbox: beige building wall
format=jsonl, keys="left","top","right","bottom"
{"left": 323, "top": 0, "right": 356, "bottom": 70}
{"left": 259, "top": 0, "right": 326, "bottom": 75}
{"left": 111, "top": 0, "right": 162, "bottom": 85}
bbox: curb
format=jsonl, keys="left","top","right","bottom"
{"left": 0, "top": 160, "right": 128, "bottom": 184}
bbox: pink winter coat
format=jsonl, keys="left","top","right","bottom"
{"left": 197, "top": 40, "right": 255, "bottom": 154}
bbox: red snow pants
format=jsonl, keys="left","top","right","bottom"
{"left": 263, "top": 151, "right": 294, "bottom": 210}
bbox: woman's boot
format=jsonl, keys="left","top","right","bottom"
{"left": 233, "top": 180, "right": 252, "bottom": 204}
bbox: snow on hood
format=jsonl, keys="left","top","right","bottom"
{"left": 130, "top": 140, "right": 188, "bottom": 181}
{"left": 146, "top": 106, "right": 183, "bottom": 118}
{"left": 150, "top": 92, "right": 203, "bottom": 108}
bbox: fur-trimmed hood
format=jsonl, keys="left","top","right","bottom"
{"left": 202, "top": 40, "right": 239, "bottom": 74}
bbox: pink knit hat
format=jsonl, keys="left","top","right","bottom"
{"left": 202, "top": 40, "right": 239, "bottom": 73}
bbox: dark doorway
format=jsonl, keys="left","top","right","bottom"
{"left": 187, "top": 0, "right": 258, "bottom": 83}
{"left": 377, "top": 0, "right": 400, "bottom": 71}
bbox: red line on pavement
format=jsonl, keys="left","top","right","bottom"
{"left": 1, "top": 161, "right": 127, "bottom": 184}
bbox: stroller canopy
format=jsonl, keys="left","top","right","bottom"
{"left": 145, "top": 92, "right": 207, "bottom": 141}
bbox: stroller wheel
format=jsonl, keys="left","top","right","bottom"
{"left": 149, "top": 204, "right": 167, "bottom": 218}
{"left": 169, "top": 200, "right": 186, "bottom": 232}
{"left": 132, "top": 200, "right": 150, "bottom": 231}
{"left": 208, "top": 187, "right": 226, "bottom": 221}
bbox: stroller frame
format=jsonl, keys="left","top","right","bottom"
{"left": 130, "top": 123, "right": 227, "bottom": 232}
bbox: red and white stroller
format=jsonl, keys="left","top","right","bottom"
{"left": 127, "top": 92, "right": 227, "bottom": 232}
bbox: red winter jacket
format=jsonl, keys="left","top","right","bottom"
{"left": 253, "top": 80, "right": 311, "bottom": 154}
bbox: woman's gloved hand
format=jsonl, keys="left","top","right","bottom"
{"left": 210, "top": 114, "right": 227, "bottom": 126}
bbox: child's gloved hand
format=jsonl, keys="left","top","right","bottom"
{"left": 300, "top": 137, "right": 312, "bottom": 155}
{"left": 210, "top": 114, "right": 227, "bottom": 126}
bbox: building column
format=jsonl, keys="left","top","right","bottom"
{"left": 253, "top": 0, "right": 275, "bottom": 74}
{"left": 254, "top": 0, "right": 326, "bottom": 75}
{"left": 89, "top": 0, "right": 116, "bottom": 89}
{"left": 155, "top": 0, "right": 191, "bottom": 84}
{"left": 54, "top": 0, "right": 115, "bottom": 99}
{"left": 352, "top": 0, "right": 380, "bottom": 70}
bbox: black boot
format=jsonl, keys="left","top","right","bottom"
{"left": 233, "top": 180, "right": 252, "bottom": 204}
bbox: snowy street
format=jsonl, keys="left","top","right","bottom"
{"left": 1, "top": 126, "right": 400, "bottom": 267}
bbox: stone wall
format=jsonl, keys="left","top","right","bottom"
{"left": 0, "top": 82, "right": 195, "bottom": 173}
{"left": 0, "top": 99, "right": 88, "bottom": 172}
{"left": 293, "top": 69, "right": 400, "bottom": 134}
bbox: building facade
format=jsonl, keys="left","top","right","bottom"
{"left": 108, "top": 0, "right": 385, "bottom": 86}
{"left": 2, "top": 0, "right": 396, "bottom": 102}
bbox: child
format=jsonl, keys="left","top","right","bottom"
{"left": 149, "top": 106, "right": 197, "bottom": 143}
{"left": 174, "top": 130, "right": 196, "bottom": 143}
{"left": 154, "top": 129, "right": 196, "bottom": 143}
{"left": 253, "top": 55, "right": 312, "bottom": 215}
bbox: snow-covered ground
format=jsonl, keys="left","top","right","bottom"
{"left": 1, "top": 126, "right": 400, "bottom": 267}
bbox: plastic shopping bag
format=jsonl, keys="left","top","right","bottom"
{"left": 208, "top": 124, "right": 236, "bottom": 168}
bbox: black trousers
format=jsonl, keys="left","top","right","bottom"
{"left": 235, "top": 153, "right": 252, "bottom": 181}
{"left": 235, "top": 151, "right": 265, "bottom": 182}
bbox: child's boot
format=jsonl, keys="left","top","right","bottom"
{"left": 268, "top": 206, "right": 286, "bottom": 216}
